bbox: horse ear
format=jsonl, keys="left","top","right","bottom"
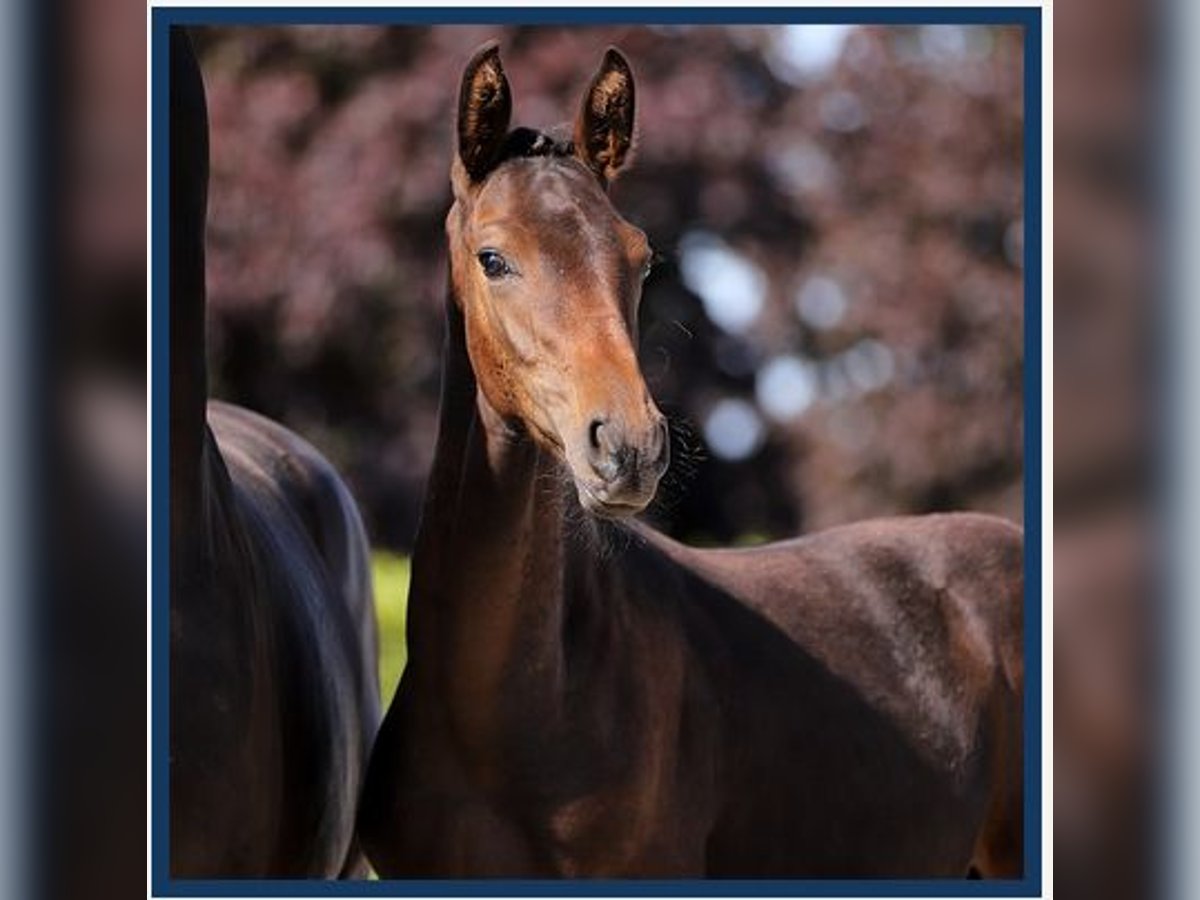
{"left": 457, "top": 42, "right": 512, "bottom": 182}
{"left": 574, "top": 47, "right": 636, "bottom": 186}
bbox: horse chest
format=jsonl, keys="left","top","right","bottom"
{"left": 384, "top": 643, "right": 711, "bottom": 877}
{"left": 394, "top": 749, "right": 708, "bottom": 877}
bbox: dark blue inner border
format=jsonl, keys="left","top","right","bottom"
{"left": 151, "top": 7, "right": 1043, "bottom": 898}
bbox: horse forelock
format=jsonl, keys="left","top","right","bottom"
{"left": 496, "top": 126, "right": 575, "bottom": 165}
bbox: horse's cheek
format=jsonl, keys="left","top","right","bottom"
{"left": 466, "top": 321, "right": 518, "bottom": 417}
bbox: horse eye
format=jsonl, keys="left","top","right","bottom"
{"left": 477, "top": 250, "right": 512, "bottom": 280}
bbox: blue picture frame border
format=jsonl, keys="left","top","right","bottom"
{"left": 150, "top": 6, "right": 1044, "bottom": 897}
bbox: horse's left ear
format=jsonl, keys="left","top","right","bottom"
{"left": 574, "top": 48, "right": 636, "bottom": 186}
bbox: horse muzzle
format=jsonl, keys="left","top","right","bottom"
{"left": 574, "top": 413, "right": 670, "bottom": 518}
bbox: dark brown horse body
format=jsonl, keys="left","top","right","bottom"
{"left": 360, "top": 45, "right": 1023, "bottom": 878}
{"left": 169, "top": 29, "right": 379, "bottom": 877}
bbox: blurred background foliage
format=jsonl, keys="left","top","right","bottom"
{"left": 371, "top": 551, "right": 409, "bottom": 708}
{"left": 192, "top": 24, "right": 1024, "bottom": 555}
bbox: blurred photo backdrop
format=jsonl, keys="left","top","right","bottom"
{"left": 33, "top": 5, "right": 1169, "bottom": 900}
{"left": 1054, "top": 0, "right": 1157, "bottom": 897}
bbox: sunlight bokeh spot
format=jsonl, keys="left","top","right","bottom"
{"left": 795, "top": 275, "right": 848, "bottom": 330}
{"left": 766, "top": 25, "right": 856, "bottom": 85}
{"left": 757, "top": 355, "right": 818, "bottom": 422}
{"left": 680, "top": 231, "right": 767, "bottom": 334}
{"left": 704, "top": 398, "right": 766, "bottom": 461}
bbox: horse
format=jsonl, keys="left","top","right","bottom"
{"left": 358, "top": 43, "right": 1024, "bottom": 878}
{"left": 168, "top": 28, "right": 380, "bottom": 877}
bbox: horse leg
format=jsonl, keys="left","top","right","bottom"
{"left": 338, "top": 835, "right": 372, "bottom": 879}
{"left": 969, "top": 689, "right": 1024, "bottom": 878}
{"left": 970, "top": 786, "right": 1022, "bottom": 877}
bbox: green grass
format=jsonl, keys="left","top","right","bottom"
{"left": 371, "top": 551, "right": 411, "bottom": 708}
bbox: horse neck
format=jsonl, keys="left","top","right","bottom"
{"left": 406, "top": 291, "right": 579, "bottom": 751}
{"left": 169, "top": 28, "right": 211, "bottom": 558}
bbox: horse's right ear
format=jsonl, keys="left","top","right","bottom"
{"left": 457, "top": 43, "right": 512, "bottom": 183}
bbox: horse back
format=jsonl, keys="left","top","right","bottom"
{"left": 671, "top": 513, "right": 1023, "bottom": 722}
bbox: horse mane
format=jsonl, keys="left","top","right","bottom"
{"left": 496, "top": 126, "right": 576, "bottom": 165}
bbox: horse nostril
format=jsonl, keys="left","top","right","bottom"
{"left": 588, "top": 419, "right": 605, "bottom": 452}
{"left": 587, "top": 418, "right": 617, "bottom": 478}
{"left": 586, "top": 418, "right": 630, "bottom": 483}
{"left": 655, "top": 419, "right": 670, "bottom": 469}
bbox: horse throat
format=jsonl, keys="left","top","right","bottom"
{"left": 405, "top": 293, "right": 576, "bottom": 757}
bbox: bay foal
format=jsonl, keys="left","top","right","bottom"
{"left": 169, "top": 29, "right": 379, "bottom": 877}
{"left": 359, "top": 44, "right": 1024, "bottom": 878}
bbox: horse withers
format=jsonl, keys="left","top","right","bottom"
{"left": 359, "top": 43, "right": 1023, "bottom": 878}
